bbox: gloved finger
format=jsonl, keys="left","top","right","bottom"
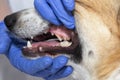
{"left": 0, "top": 22, "right": 11, "bottom": 54}
{"left": 8, "top": 44, "right": 53, "bottom": 74}
{"left": 0, "top": 33, "right": 11, "bottom": 54}
{"left": 62, "top": 0, "right": 75, "bottom": 11}
{"left": 32, "top": 55, "right": 68, "bottom": 78}
{"left": 46, "top": 0, "right": 75, "bottom": 29}
{"left": 34, "top": 0, "right": 61, "bottom": 25}
{"left": 0, "top": 21, "right": 8, "bottom": 30}
{"left": 45, "top": 66, "right": 73, "bottom": 80}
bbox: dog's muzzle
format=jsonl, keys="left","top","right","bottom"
{"left": 4, "top": 8, "right": 82, "bottom": 63}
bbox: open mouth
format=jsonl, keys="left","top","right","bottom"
{"left": 22, "top": 24, "right": 80, "bottom": 57}
{"left": 3, "top": 8, "right": 81, "bottom": 62}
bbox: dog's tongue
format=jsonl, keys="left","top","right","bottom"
{"left": 22, "top": 25, "right": 79, "bottom": 57}
{"left": 31, "top": 41, "right": 60, "bottom": 48}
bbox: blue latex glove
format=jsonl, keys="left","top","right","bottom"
{"left": 8, "top": 45, "right": 73, "bottom": 80}
{"left": 34, "top": 0, "right": 75, "bottom": 29}
{"left": 0, "top": 21, "right": 73, "bottom": 80}
{"left": 0, "top": 21, "right": 11, "bottom": 54}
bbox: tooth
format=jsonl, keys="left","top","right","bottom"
{"left": 58, "top": 37, "right": 62, "bottom": 41}
{"left": 39, "top": 47, "right": 43, "bottom": 51}
{"left": 27, "top": 41, "right": 32, "bottom": 47}
{"left": 55, "top": 34, "right": 62, "bottom": 41}
{"left": 31, "top": 36, "right": 33, "bottom": 39}
{"left": 60, "top": 41, "right": 72, "bottom": 47}
{"left": 51, "top": 33, "right": 54, "bottom": 36}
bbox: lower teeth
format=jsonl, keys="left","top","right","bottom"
{"left": 60, "top": 41, "right": 72, "bottom": 47}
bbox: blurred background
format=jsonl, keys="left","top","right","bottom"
{"left": 0, "top": 0, "right": 11, "bottom": 21}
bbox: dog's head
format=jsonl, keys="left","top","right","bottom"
{"left": 4, "top": 8, "right": 82, "bottom": 63}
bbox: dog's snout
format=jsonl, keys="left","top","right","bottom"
{"left": 4, "top": 13, "right": 18, "bottom": 31}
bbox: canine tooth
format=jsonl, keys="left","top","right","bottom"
{"left": 60, "top": 41, "right": 72, "bottom": 47}
{"left": 27, "top": 41, "right": 32, "bottom": 47}
{"left": 39, "top": 47, "right": 43, "bottom": 51}
{"left": 58, "top": 37, "right": 62, "bottom": 41}
{"left": 55, "top": 34, "right": 62, "bottom": 41}
{"left": 51, "top": 33, "right": 54, "bottom": 36}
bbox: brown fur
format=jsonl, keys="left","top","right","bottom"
{"left": 74, "top": 0, "right": 120, "bottom": 79}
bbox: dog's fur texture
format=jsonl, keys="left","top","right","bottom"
{"left": 67, "top": 0, "right": 120, "bottom": 80}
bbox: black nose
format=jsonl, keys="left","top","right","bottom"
{"left": 4, "top": 13, "right": 18, "bottom": 31}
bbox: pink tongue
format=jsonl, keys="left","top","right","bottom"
{"left": 32, "top": 41, "right": 60, "bottom": 48}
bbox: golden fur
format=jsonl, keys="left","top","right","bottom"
{"left": 74, "top": 0, "right": 120, "bottom": 80}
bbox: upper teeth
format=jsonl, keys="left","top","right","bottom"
{"left": 54, "top": 33, "right": 70, "bottom": 41}
{"left": 31, "top": 36, "right": 33, "bottom": 39}
{"left": 27, "top": 41, "right": 32, "bottom": 48}
{"left": 55, "top": 34, "right": 63, "bottom": 41}
{"left": 51, "top": 33, "right": 54, "bottom": 36}
{"left": 60, "top": 41, "right": 72, "bottom": 47}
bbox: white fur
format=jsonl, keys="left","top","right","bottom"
{"left": 13, "top": 8, "right": 49, "bottom": 38}
{"left": 107, "top": 67, "right": 120, "bottom": 80}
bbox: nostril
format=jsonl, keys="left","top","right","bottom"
{"left": 4, "top": 13, "right": 17, "bottom": 31}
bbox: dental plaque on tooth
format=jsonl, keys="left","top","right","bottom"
{"left": 4, "top": 8, "right": 80, "bottom": 58}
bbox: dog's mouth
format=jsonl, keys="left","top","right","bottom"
{"left": 22, "top": 24, "right": 80, "bottom": 57}
{"left": 4, "top": 8, "right": 82, "bottom": 62}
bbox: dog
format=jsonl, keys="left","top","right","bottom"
{"left": 4, "top": 0, "right": 120, "bottom": 80}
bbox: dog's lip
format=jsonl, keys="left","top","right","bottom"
{"left": 22, "top": 25, "right": 80, "bottom": 57}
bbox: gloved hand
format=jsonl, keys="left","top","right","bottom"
{"left": 0, "top": 21, "right": 73, "bottom": 80}
{"left": 0, "top": 21, "right": 11, "bottom": 54}
{"left": 34, "top": 0, "right": 75, "bottom": 29}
